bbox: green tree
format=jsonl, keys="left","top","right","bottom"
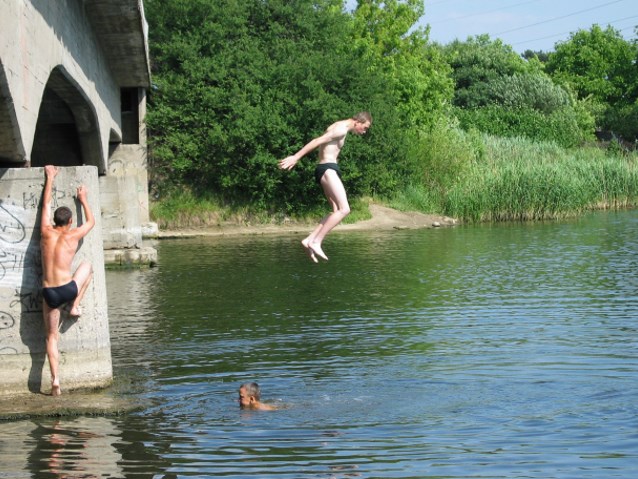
{"left": 546, "top": 25, "right": 636, "bottom": 106}
{"left": 487, "top": 73, "right": 570, "bottom": 113}
{"left": 522, "top": 49, "right": 550, "bottom": 63}
{"left": 442, "top": 34, "right": 528, "bottom": 108}
{"left": 545, "top": 25, "right": 638, "bottom": 140}
{"left": 441, "top": 35, "right": 593, "bottom": 146}
{"left": 146, "top": 0, "right": 382, "bottom": 209}
{"left": 350, "top": 0, "right": 453, "bottom": 129}
{"left": 145, "top": 0, "right": 446, "bottom": 213}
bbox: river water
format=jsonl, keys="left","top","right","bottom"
{"left": 2, "top": 211, "right": 638, "bottom": 478}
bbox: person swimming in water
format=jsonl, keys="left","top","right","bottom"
{"left": 238, "top": 382, "right": 278, "bottom": 411}
{"left": 278, "top": 112, "right": 372, "bottom": 263}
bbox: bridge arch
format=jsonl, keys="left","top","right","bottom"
{"left": 31, "top": 65, "right": 104, "bottom": 173}
{"left": 0, "top": 60, "right": 26, "bottom": 165}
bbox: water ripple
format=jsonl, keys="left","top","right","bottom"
{"left": 3, "top": 212, "right": 638, "bottom": 478}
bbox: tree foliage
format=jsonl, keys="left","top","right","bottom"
{"left": 545, "top": 25, "right": 638, "bottom": 140}
{"left": 144, "top": 0, "right": 634, "bottom": 223}
{"left": 442, "top": 35, "right": 528, "bottom": 109}
{"left": 350, "top": 0, "right": 453, "bottom": 129}
{"left": 546, "top": 25, "right": 636, "bottom": 106}
{"left": 441, "top": 35, "right": 594, "bottom": 146}
{"left": 145, "top": 0, "right": 449, "bottom": 212}
{"left": 522, "top": 49, "right": 550, "bottom": 63}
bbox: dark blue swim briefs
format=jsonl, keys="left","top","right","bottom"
{"left": 314, "top": 163, "right": 341, "bottom": 185}
{"left": 42, "top": 280, "right": 78, "bottom": 309}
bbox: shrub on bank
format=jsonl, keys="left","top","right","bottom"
{"left": 454, "top": 105, "right": 594, "bottom": 148}
{"left": 151, "top": 132, "right": 638, "bottom": 228}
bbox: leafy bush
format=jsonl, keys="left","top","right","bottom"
{"left": 454, "top": 105, "right": 594, "bottom": 147}
{"left": 546, "top": 25, "right": 638, "bottom": 141}
{"left": 486, "top": 73, "right": 571, "bottom": 114}
{"left": 441, "top": 35, "right": 528, "bottom": 109}
{"left": 145, "top": 0, "right": 452, "bottom": 215}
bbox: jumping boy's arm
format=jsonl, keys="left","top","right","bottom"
{"left": 41, "top": 165, "right": 58, "bottom": 230}
{"left": 278, "top": 123, "right": 347, "bottom": 170}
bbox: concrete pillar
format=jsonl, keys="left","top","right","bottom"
{"left": 99, "top": 142, "right": 158, "bottom": 266}
{"left": 0, "top": 166, "right": 112, "bottom": 395}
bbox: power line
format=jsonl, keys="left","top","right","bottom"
{"left": 429, "top": 0, "right": 542, "bottom": 25}
{"left": 494, "top": 0, "right": 627, "bottom": 36}
{"left": 510, "top": 14, "right": 638, "bottom": 47}
{"left": 423, "top": 0, "right": 635, "bottom": 51}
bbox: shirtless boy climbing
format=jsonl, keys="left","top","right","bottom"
{"left": 40, "top": 165, "right": 95, "bottom": 396}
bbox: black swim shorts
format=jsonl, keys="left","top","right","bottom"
{"left": 314, "top": 163, "right": 342, "bottom": 185}
{"left": 42, "top": 280, "right": 78, "bottom": 309}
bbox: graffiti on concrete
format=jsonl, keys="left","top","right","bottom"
{"left": 0, "top": 203, "right": 26, "bottom": 244}
{"left": 0, "top": 191, "right": 49, "bottom": 353}
{"left": 0, "top": 310, "right": 18, "bottom": 354}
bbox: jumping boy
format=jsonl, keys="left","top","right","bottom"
{"left": 278, "top": 112, "right": 372, "bottom": 262}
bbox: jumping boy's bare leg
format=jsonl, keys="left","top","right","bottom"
{"left": 303, "top": 215, "right": 331, "bottom": 261}
{"left": 304, "top": 170, "right": 350, "bottom": 261}
{"left": 44, "top": 303, "right": 62, "bottom": 396}
{"left": 70, "top": 262, "right": 93, "bottom": 317}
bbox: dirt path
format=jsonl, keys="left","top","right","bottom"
{"left": 158, "top": 204, "right": 458, "bottom": 239}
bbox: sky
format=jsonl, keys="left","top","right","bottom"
{"left": 347, "top": 0, "right": 638, "bottom": 53}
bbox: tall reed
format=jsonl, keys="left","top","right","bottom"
{"left": 443, "top": 136, "right": 638, "bottom": 222}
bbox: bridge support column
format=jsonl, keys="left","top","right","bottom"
{"left": 100, "top": 144, "right": 158, "bottom": 267}
{"left": 0, "top": 166, "right": 112, "bottom": 396}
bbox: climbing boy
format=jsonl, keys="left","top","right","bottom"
{"left": 40, "top": 165, "right": 95, "bottom": 396}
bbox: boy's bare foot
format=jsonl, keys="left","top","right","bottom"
{"left": 69, "top": 306, "right": 82, "bottom": 318}
{"left": 305, "top": 246, "right": 319, "bottom": 263}
{"left": 308, "top": 242, "right": 328, "bottom": 261}
{"left": 301, "top": 240, "right": 319, "bottom": 263}
{"left": 51, "top": 381, "right": 61, "bottom": 396}
{"left": 306, "top": 247, "right": 319, "bottom": 263}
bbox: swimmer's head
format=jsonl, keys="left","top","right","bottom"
{"left": 238, "top": 382, "right": 261, "bottom": 409}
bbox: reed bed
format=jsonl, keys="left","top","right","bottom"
{"left": 443, "top": 136, "right": 638, "bottom": 222}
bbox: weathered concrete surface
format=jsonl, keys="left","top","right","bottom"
{"left": 100, "top": 144, "right": 150, "bottom": 249}
{"left": 0, "top": 0, "right": 156, "bottom": 262}
{"left": 103, "top": 245, "right": 157, "bottom": 267}
{"left": 0, "top": 0, "right": 150, "bottom": 166}
{"left": 0, "top": 166, "right": 112, "bottom": 396}
{"left": 100, "top": 143, "right": 158, "bottom": 265}
{"left": 0, "top": 390, "right": 142, "bottom": 420}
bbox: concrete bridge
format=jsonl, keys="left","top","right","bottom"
{"left": 1, "top": 0, "right": 155, "bottom": 396}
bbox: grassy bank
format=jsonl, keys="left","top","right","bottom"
{"left": 151, "top": 134, "right": 638, "bottom": 228}
{"left": 389, "top": 133, "right": 638, "bottom": 223}
{"left": 150, "top": 192, "right": 372, "bottom": 230}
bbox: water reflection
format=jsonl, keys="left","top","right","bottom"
{"left": 1, "top": 211, "right": 637, "bottom": 478}
{"left": 0, "top": 417, "right": 124, "bottom": 478}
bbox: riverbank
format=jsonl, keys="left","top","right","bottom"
{"left": 0, "top": 391, "right": 142, "bottom": 420}
{"left": 157, "top": 204, "right": 459, "bottom": 239}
